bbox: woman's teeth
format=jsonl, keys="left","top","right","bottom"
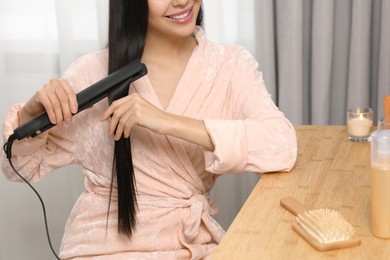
{"left": 169, "top": 11, "right": 190, "bottom": 20}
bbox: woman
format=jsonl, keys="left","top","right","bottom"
{"left": 1, "top": 0, "right": 297, "bottom": 259}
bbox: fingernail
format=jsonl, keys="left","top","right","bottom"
{"left": 72, "top": 106, "right": 78, "bottom": 114}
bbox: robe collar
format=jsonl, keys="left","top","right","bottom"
{"left": 132, "top": 26, "right": 208, "bottom": 116}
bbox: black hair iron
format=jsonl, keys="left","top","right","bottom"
{"left": 3, "top": 59, "right": 147, "bottom": 259}
{"left": 11, "top": 59, "right": 147, "bottom": 141}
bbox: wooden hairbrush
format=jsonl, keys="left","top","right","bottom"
{"left": 280, "top": 197, "right": 361, "bottom": 251}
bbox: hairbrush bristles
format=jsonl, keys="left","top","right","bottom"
{"left": 280, "top": 197, "right": 361, "bottom": 251}
{"left": 297, "top": 208, "right": 356, "bottom": 244}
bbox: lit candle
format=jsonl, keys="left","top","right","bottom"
{"left": 348, "top": 114, "right": 373, "bottom": 137}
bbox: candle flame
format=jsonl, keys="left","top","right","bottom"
{"left": 359, "top": 113, "right": 364, "bottom": 120}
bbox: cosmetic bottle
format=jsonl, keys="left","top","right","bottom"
{"left": 371, "top": 129, "right": 390, "bottom": 238}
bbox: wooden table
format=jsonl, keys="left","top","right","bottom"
{"left": 212, "top": 125, "right": 390, "bottom": 260}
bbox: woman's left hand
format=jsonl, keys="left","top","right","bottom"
{"left": 100, "top": 93, "right": 171, "bottom": 140}
{"left": 101, "top": 93, "right": 214, "bottom": 150}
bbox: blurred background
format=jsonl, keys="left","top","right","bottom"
{"left": 0, "top": 0, "right": 389, "bottom": 259}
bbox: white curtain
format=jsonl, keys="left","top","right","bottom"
{"left": 0, "top": 1, "right": 257, "bottom": 259}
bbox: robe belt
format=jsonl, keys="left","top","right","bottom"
{"left": 137, "top": 194, "right": 217, "bottom": 260}
{"left": 88, "top": 180, "right": 217, "bottom": 260}
{"left": 84, "top": 168, "right": 217, "bottom": 260}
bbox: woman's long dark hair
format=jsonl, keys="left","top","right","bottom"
{"left": 107, "top": 0, "right": 204, "bottom": 238}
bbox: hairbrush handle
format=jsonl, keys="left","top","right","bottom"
{"left": 280, "top": 197, "right": 308, "bottom": 216}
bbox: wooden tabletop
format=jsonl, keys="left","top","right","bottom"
{"left": 211, "top": 125, "right": 390, "bottom": 260}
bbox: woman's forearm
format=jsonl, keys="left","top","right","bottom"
{"left": 164, "top": 113, "right": 214, "bottom": 151}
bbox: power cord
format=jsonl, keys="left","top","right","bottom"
{"left": 4, "top": 135, "right": 61, "bottom": 260}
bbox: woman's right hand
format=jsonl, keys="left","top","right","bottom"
{"left": 19, "top": 79, "right": 78, "bottom": 127}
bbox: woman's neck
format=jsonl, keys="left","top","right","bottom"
{"left": 142, "top": 30, "right": 197, "bottom": 65}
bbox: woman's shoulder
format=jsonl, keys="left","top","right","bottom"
{"left": 203, "top": 41, "right": 258, "bottom": 73}
{"left": 66, "top": 49, "right": 109, "bottom": 75}
{"left": 195, "top": 28, "right": 256, "bottom": 64}
{"left": 213, "top": 42, "right": 253, "bottom": 61}
{"left": 62, "top": 49, "right": 109, "bottom": 92}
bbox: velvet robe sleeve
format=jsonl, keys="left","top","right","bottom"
{"left": 203, "top": 47, "right": 297, "bottom": 174}
{"left": 1, "top": 51, "right": 108, "bottom": 182}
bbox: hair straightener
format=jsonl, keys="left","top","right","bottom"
{"left": 11, "top": 59, "right": 147, "bottom": 141}
{"left": 3, "top": 59, "right": 147, "bottom": 260}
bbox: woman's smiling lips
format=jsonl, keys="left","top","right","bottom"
{"left": 165, "top": 6, "right": 194, "bottom": 24}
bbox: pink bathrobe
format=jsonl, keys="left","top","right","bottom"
{"left": 1, "top": 28, "right": 297, "bottom": 259}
